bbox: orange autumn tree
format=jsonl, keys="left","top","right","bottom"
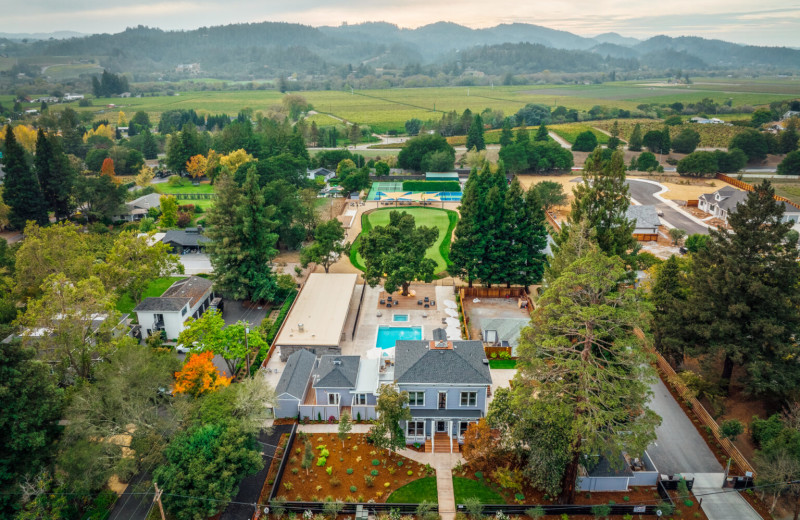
{"left": 186, "top": 154, "right": 208, "bottom": 179}
{"left": 100, "top": 157, "right": 116, "bottom": 179}
{"left": 173, "top": 351, "right": 232, "bottom": 397}
{"left": 461, "top": 418, "right": 501, "bottom": 470}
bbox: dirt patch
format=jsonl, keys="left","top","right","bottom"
{"left": 276, "top": 433, "right": 434, "bottom": 503}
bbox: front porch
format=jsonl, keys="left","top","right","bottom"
{"left": 405, "top": 417, "right": 479, "bottom": 454}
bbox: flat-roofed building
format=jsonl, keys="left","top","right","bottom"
{"left": 275, "top": 273, "right": 358, "bottom": 361}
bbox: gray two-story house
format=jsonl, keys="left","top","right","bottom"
{"left": 394, "top": 339, "right": 492, "bottom": 453}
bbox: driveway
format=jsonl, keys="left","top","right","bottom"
{"left": 646, "top": 377, "right": 722, "bottom": 476}
{"left": 179, "top": 253, "right": 212, "bottom": 275}
{"left": 626, "top": 179, "right": 709, "bottom": 235}
{"left": 222, "top": 299, "right": 270, "bottom": 327}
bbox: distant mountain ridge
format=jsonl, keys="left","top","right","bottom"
{"left": 0, "top": 31, "right": 85, "bottom": 41}
{"left": 4, "top": 21, "right": 799, "bottom": 79}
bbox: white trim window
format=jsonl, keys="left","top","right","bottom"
{"left": 407, "top": 420, "right": 425, "bottom": 437}
{"left": 408, "top": 391, "right": 425, "bottom": 406}
{"left": 460, "top": 391, "right": 477, "bottom": 407}
{"left": 354, "top": 393, "right": 367, "bottom": 405}
{"left": 438, "top": 391, "right": 447, "bottom": 409}
{"left": 459, "top": 421, "right": 475, "bottom": 437}
{"left": 328, "top": 393, "right": 340, "bottom": 406}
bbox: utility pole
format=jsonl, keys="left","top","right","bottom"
{"left": 153, "top": 483, "right": 166, "bottom": 520}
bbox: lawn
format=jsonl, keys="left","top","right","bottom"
{"left": 116, "top": 276, "right": 185, "bottom": 314}
{"left": 155, "top": 182, "right": 216, "bottom": 194}
{"left": 350, "top": 207, "right": 458, "bottom": 275}
{"left": 386, "top": 477, "right": 438, "bottom": 503}
{"left": 489, "top": 359, "right": 517, "bottom": 369}
{"left": 452, "top": 477, "right": 505, "bottom": 505}
{"left": 549, "top": 123, "right": 610, "bottom": 145}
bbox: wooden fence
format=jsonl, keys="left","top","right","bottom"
{"left": 633, "top": 233, "right": 659, "bottom": 242}
{"left": 635, "top": 330, "right": 757, "bottom": 478}
{"left": 545, "top": 211, "right": 561, "bottom": 233}
{"left": 717, "top": 173, "right": 800, "bottom": 210}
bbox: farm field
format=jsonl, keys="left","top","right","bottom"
{"left": 350, "top": 207, "right": 457, "bottom": 275}
{"left": 34, "top": 76, "right": 796, "bottom": 135}
{"left": 593, "top": 118, "right": 747, "bottom": 148}
{"left": 549, "top": 123, "right": 610, "bottom": 145}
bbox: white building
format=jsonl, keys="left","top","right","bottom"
{"left": 134, "top": 276, "right": 215, "bottom": 340}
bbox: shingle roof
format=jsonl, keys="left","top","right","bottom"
{"left": 162, "top": 229, "right": 211, "bottom": 247}
{"left": 275, "top": 349, "right": 316, "bottom": 399}
{"left": 625, "top": 205, "right": 660, "bottom": 230}
{"left": 313, "top": 355, "right": 360, "bottom": 388}
{"left": 133, "top": 297, "right": 191, "bottom": 312}
{"left": 161, "top": 276, "right": 213, "bottom": 307}
{"left": 394, "top": 340, "right": 492, "bottom": 385}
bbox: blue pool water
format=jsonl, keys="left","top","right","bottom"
{"left": 376, "top": 326, "right": 422, "bottom": 349}
{"left": 393, "top": 314, "right": 409, "bottom": 322}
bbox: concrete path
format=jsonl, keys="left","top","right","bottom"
{"left": 692, "top": 473, "right": 763, "bottom": 520}
{"left": 436, "top": 465, "right": 456, "bottom": 520}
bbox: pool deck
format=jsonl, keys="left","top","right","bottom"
{"left": 341, "top": 284, "right": 459, "bottom": 358}
{"left": 259, "top": 283, "right": 458, "bottom": 388}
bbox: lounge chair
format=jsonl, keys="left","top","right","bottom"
{"left": 418, "top": 300, "right": 423, "bottom": 305}
{"left": 380, "top": 299, "right": 386, "bottom": 305}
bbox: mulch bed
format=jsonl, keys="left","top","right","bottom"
{"left": 739, "top": 488, "right": 773, "bottom": 519}
{"left": 256, "top": 433, "right": 290, "bottom": 506}
{"left": 273, "top": 418, "right": 298, "bottom": 426}
{"left": 275, "top": 433, "right": 434, "bottom": 503}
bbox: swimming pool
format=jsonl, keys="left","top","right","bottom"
{"left": 376, "top": 326, "right": 422, "bottom": 349}
{"left": 393, "top": 314, "right": 409, "bottom": 322}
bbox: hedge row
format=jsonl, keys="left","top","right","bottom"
{"left": 251, "top": 290, "right": 298, "bottom": 373}
{"left": 401, "top": 180, "right": 460, "bottom": 192}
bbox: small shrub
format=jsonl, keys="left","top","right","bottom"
{"left": 316, "top": 457, "right": 327, "bottom": 466}
{"left": 291, "top": 468, "right": 299, "bottom": 475}
{"left": 347, "top": 468, "right": 354, "bottom": 474}
{"left": 684, "top": 499, "right": 694, "bottom": 507}
{"left": 384, "top": 482, "right": 390, "bottom": 487}
{"left": 321, "top": 449, "right": 330, "bottom": 458}
{"left": 372, "top": 459, "right": 380, "bottom": 466}
{"left": 514, "top": 493, "right": 524, "bottom": 502}
{"left": 591, "top": 504, "right": 611, "bottom": 518}
{"left": 350, "top": 486, "right": 357, "bottom": 493}
{"left": 388, "top": 468, "right": 396, "bottom": 475}
{"left": 407, "top": 470, "right": 413, "bottom": 476}
{"left": 329, "top": 475, "right": 340, "bottom": 486}
{"left": 364, "top": 475, "right": 374, "bottom": 487}
{"left": 283, "top": 482, "right": 293, "bottom": 491}
{"left": 525, "top": 507, "right": 545, "bottom": 519}
{"left": 623, "top": 496, "right": 629, "bottom": 501}
{"left": 371, "top": 469, "right": 379, "bottom": 476}
{"left": 475, "top": 471, "right": 483, "bottom": 480}
{"left": 316, "top": 485, "right": 323, "bottom": 492}
{"left": 290, "top": 456, "right": 298, "bottom": 464}
{"left": 397, "top": 461, "right": 403, "bottom": 467}
{"left": 326, "top": 466, "right": 333, "bottom": 476}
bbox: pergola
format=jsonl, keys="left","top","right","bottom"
{"left": 374, "top": 191, "right": 444, "bottom": 207}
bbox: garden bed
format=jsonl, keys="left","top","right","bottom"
{"left": 454, "top": 462, "right": 667, "bottom": 510}
{"left": 274, "top": 433, "right": 435, "bottom": 503}
{"left": 256, "top": 433, "right": 291, "bottom": 507}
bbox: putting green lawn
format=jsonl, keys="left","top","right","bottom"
{"left": 350, "top": 207, "right": 458, "bottom": 275}
{"left": 386, "top": 477, "right": 438, "bottom": 503}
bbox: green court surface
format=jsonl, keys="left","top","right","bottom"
{"left": 350, "top": 207, "right": 457, "bottom": 275}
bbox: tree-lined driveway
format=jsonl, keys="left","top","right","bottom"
{"left": 626, "top": 179, "right": 709, "bottom": 235}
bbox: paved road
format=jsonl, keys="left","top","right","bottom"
{"left": 646, "top": 377, "right": 722, "bottom": 476}
{"left": 106, "top": 471, "right": 154, "bottom": 520}
{"left": 626, "top": 179, "right": 709, "bottom": 235}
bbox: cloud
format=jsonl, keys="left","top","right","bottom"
{"left": 2, "top": 0, "right": 799, "bottom": 46}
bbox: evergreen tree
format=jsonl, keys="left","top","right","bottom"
{"left": 516, "top": 248, "right": 659, "bottom": 504}
{"left": 661, "top": 126, "right": 671, "bottom": 154}
{"left": 141, "top": 128, "right": 158, "bottom": 160}
{"left": 780, "top": 118, "right": 799, "bottom": 154}
{"left": 466, "top": 114, "right": 486, "bottom": 151}
{"left": 687, "top": 181, "right": 800, "bottom": 396}
{"left": 628, "top": 123, "right": 643, "bottom": 151}
{"left": 607, "top": 121, "right": 621, "bottom": 150}
{"left": 205, "top": 170, "right": 279, "bottom": 301}
{"left": 476, "top": 171, "right": 508, "bottom": 286}
{"left": 515, "top": 124, "right": 529, "bottom": 145}
{"left": 2, "top": 127, "right": 48, "bottom": 229}
{"left": 35, "top": 130, "right": 75, "bottom": 221}
{"left": 650, "top": 255, "right": 689, "bottom": 367}
{"left": 534, "top": 124, "right": 549, "bottom": 142}
{"left": 499, "top": 177, "right": 548, "bottom": 286}
{"left": 499, "top": 117, "right": 513, "bottom": 147}
{"left": 562, "top": 149, "right": 635, "bottom": 257}
{"left": 449, "top": 168, "right": 485, "bottom": 286}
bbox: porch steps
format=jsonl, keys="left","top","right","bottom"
{"left": 426, "top": 433, "right": 456, "bottom": 453}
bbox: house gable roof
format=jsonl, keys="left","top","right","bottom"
{"left": 275, "top": 349, "right": 316, "bottom": 399}
{"left": 394, "top": 340, "right": 492, "bottom": 385}
{"left": 313, "top": 355, "right": 360, "bottom": 388}
{"left": 162, "top": 229, "right": 211, "bottom": 247}
{"left": 161, "top": 276, "right": 213, "bottom": 308}
{"left": 133, "top": 297, "right": 191, "bottom": 312}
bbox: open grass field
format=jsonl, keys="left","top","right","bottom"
{"left": 36, "top": 76, "right": 796, "bottom": 135}
{"left": 350, "top": 207, "right": 457, "bottom": 275}
{"left": 549, "top": 123, "right": 610, "bottom": 145}
{"left": 116, "top": 276, "right": 185, "bottom": 314}
{"left": 155, "top": 181, "right": 216, "bottom": 194}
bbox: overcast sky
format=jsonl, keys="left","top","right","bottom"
{"left": 4, "top": 0, "right": 800, "bottom": 47}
